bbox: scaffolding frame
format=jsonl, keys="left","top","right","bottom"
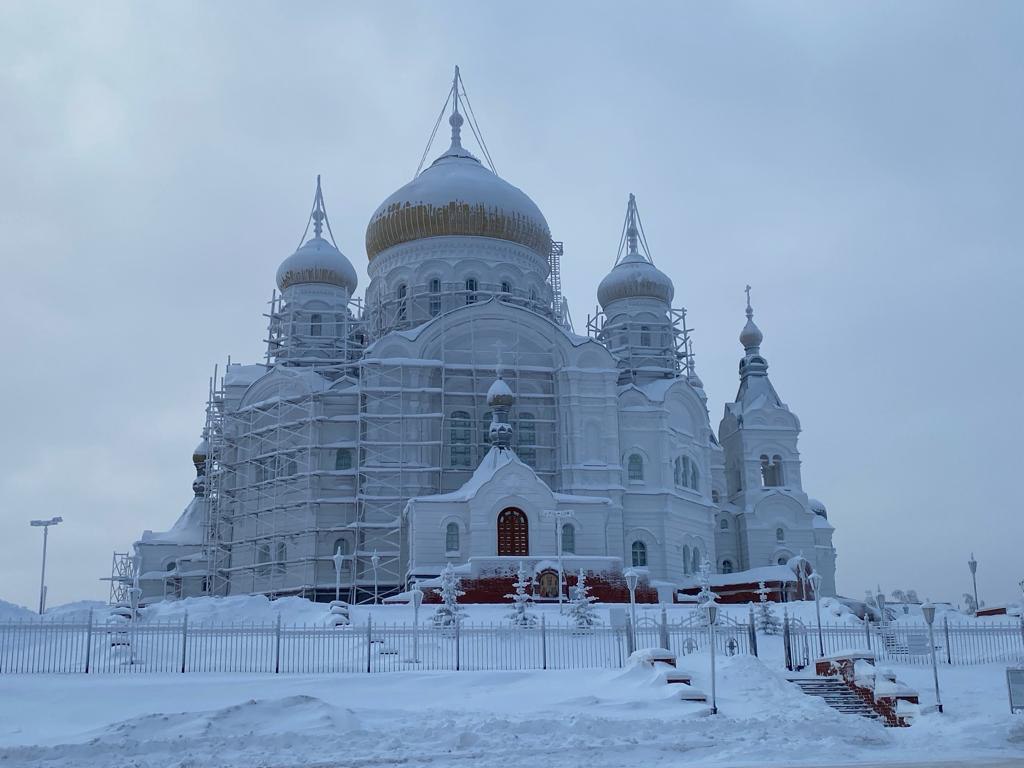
{"left": 585, "top": 305, "right": 694, "bottom": 384}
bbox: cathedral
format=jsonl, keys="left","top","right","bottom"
{"left": 122, "top": 71, "right": 836, "bottom": 606}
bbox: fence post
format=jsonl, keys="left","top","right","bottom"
{"left": 454, "top": 620, "right": 461, "bottom": 672}
{"left": 180, "top": 614, "right": 188, "bottom": 673}
{"left": 274, "top": 615, "right": 282, "bottom": 674}
{"left": 625, "top": 617, "right": 635, "bottom": 657}
{"left": 748, "top": 607, "right": 758, "bottom": 658}
{"left": 659, "top": 606, "right": 670, "bottom": 651}
{"left": 83, "top": 610, "right": 94, "bottom": 674}
{"left": 541, "top": 614, "right": 547, "bottom": 670}
{"left": 1019, "top": 617, "right": 1024, "bottom": 656}
{"left": 944, "top": 616, "right": 953, "bottom": 665}
{"left": 366, "top": 616, "right": 373, "bottom": 673}
{"left": 783, "top": 613, "right": 792, "bottom": 671}
{"left": 864, "top": 616, "right": 872, "bottom": 651}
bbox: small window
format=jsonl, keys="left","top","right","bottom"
{"left": 561, "top": 523, "right": 575, "bottom": 554}
{"left": 691, "top": 548, "right": 701, "bottom": 574}
{"left": 465, "top": 278, "right": 477, "bottom": 304}
{"left": 397, "top": 284, "right": 407, "bottom": 321}
{"left": 310, "top": 313, "right": 322, "bottom": 337}
{"left": 776, "top": 527, "right": 785, "bottom": 542}
{"left": 712, "top": 490, "right": 720, "bottom": 503}
{"left": 445, "top": 522, "right": 460, "bottom": 553}
{"left": 777, "top": 556, "right": 788, "bottom": 566}
{"left": 631, "top": 540, "right": 647, "bottom": 567}
{"left": 256, "top": 543, "right": 271, "bottom": 576}
{"left": 627, "top": 453, "right": 644, "bottom": 482}
{"left": 335, "top": 448, "right": 352, "bottom": 471}
{"left": 722, "top": 559, "right": 734, "bottom": 574}
{"left": 674, "top": 457, "right": 682, "bottom": 487}
{"left": 500, "top": 280, "right": 511, "bottom": 295}
{"left": 429, "top": 278, "right": 441, "bottom": 317}
{"left": 720, "top": 518, "right": 729, "bottom": 530}
{"left": 682, "top": 545, "right": 691, "bottom": 574}
{"left": 274, "top": 541, "right": 287, "bottom": 575}
{"left": 640, "top": 325, "right": 651, "bottom": 347}
{"left": 761, "top": 454, "right": 784, "bottom": 487}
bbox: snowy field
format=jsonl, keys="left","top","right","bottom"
{"left": 2, "top": 596, "right": 1023, "bottom": 767}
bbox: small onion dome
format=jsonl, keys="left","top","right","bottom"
{"left": 192, "top": 438, "right": 208, "bottom": 461}
{"left": 740, "top": 316, "right": 763, "bottom": 350}
{"left": 808, "top": 498, "right": 828, "bottom": 518}
{"left": 365, "top": 113, "right": 551, "bottom": 260}
{"left": 276, "top": 236, "right": 358, "bottom": 294}
{"left": 486, "top": 376, "right": 515, "bottom": 407}
{"left": 597, "top": 251, "right": 675, "bottom": 308}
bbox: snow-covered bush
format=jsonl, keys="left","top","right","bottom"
{"left": 432, "top": 563, "right": 466, "bottom": 629}
{"left": 755, "top": 580, "right": 781, "bottom": 635}
{"left": 504, "top": 562, "right": 537, "bottom": 628}
{"left": 568, "top": 569, "right": 600, "bottom": 631}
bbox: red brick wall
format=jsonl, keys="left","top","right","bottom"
{"left": 422, "top": 569, "right": 658, "bottom": 604}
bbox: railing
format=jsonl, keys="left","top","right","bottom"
{"left": 789, "top": 617, "right": 1024, "bottom": 667}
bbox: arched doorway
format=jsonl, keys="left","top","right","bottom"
{"left": 497, "top": 507, "right": 528, "bottom": 556}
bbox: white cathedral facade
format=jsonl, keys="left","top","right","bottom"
{"left": 124, "top": 72, "right": 836, "bottom": 606}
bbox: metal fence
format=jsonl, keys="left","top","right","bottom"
{"left": 787, "top": 617, "right": 1024, "bottom": 668}
{"left": 0, "top": 612, "right": 752, "bottom": 675}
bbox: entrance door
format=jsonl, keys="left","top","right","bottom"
{"left": 497, "top": 507, "right": 529, "bottom": 556}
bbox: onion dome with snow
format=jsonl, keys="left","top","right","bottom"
{"left": 364, "top": 73, "right": 551, "bottom": 261}
{"left": 276, "top": 177, "right": 358, "bottom": 295}
{"left": 597, "top": 194, "right": 674, "bottom": 308}
{"left": 486, "top": 374, "right": 515, "bottom": 407}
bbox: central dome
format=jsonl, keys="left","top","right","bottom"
{"left": 365, "top": 113, "right": 551, "bottom": 261}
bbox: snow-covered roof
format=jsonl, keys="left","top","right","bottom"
{"left": 677, "top": 565, "right": 796, "bottom": 589}
{"left": 224, "top": 363, "right": 268, "bottom": 387}
{"left": 137, "top": 498, "right": 206, "bottom": 546}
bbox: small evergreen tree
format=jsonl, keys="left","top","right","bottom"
{"left": 568, "top": 569, "right": 600, "bottom": 630}
{"left": 505, "top": 561, "right": 537, "bottom": 628}
{"left": 755, "top": 580, "right": 781, "bottom": 634}
{"left": 433, "top": 563, "right": 466, "bottom": 629}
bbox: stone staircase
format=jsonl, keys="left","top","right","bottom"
{"left": 788, "top": 677, "right": 882, "bottom": 721}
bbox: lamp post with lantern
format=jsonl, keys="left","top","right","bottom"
{"left": 331, "top": 546, "right": 345, "bottom": 602}
{"left": 921, "top": 600, "right": 943, "bottom": 713}
{"left": 624, "top": 568, "right": 639, "bottom": 651}
{"left": 371, "top": 550, "right": 380, "bottom": 605}
{"left": 409, "top": 586, "right": 424, "bottom": 663}
{"left": 968, "top": 553, "right": 979, "bottom": 615}
{"left": 809, "top": 571, "right": 824, "bottom": 658}
{"left": 29, "top": 517, "right": 63, "bottom": 615}
{"left": 705, "top": 600, "right": 719, "bottom": 715}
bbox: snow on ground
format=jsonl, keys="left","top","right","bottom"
{"left": 0, "top": 653, "right": 1021, "bottom": 767}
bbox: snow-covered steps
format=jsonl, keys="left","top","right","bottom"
{"left": 663, "top": 670, "right": 693, "bottom": 685}
{"left": 787, "top": 677, "right": 882, "bottom": 721}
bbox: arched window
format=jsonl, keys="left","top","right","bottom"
{"left": 712, "top": 490, "right": 720, "bottom": 503}
{"left": 335, "top": 448, "right": 352, "bottom": 471}
{"left": 761, "top": 454, "right": 784, "bottom": 487}
{"left": 631, "top": 540, "right": 648, "bottom": 568}
{"left": 561, "top": 523, "right": 575, "bottom": 554}
{"left": 429, "top": 278, "right": 441, "bottom": 317}
{"left": 776, "top": 527, "right": 785, "bottom": 542}
{"left": 772, "top": 455, "right": 784, "bottom": 485}
{"left": 450, "top": 411, "right": 472, "bottom": 467}
{"left": 500, "top": 280, "right": 511, "bottom": 296}
{"left": 674, "top": 457, "right": 682, "bottom": 487}
{"left": 689, "top": 461, "right": 698, "bottom": 491}
{"left": 482, "top": 411, "right": 492, "bottom": 445}
{"left": 396, "top": 284, "right": 407, "bottom": 321}
{"left": 517, "top": 413, "right": 536, "bottom": 466}
{"left": 465, "top": 278, "right": 478, "bottom": 304}
{"left": 691, "top": 548, "right": 701, "bottom": 574}
{"left": 529, "top": 288, "right": 538, "bottom": 306}
{"left": 445, "top": 522, "right": 460, "bottom": 553}
{"left": 497, "top": 508, "right": 528, "bottom": 556}
{"left": 256, "top": 543, "right": 271, "bottom": 576}
{"left": 274, "top": 541, "right": 287, "bottom": 575}
{"left": 720, "top": 518, "right": 729, "bottom": 530}
{"left": 627, "top": 453, "right": 644, "bottom": 482}
{"left": 777, "top": 556, "right": 788, "bottom": 566}
{"left": 640, "top": 325, "right": 651, "bottom": 347}
{"left": 310, "top": 313, "right": 322, "bottom": 337}
{"left": 722, "top": 559, "right": 734, "bottom": 574}
{"left": 682, "top": 545, "right": 691, "bottom": 574}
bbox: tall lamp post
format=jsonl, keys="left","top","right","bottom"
{"left": 705, "top": 600, "right": 719, "bottom": 715}
{"left": 371, "top": 550, "right": 381, "bottom": 605}
{"left": 331, "top": 546, "right": 345, "bottom": 602}
{"left": 968, "top": 553, "right": 979, "bottom": 614}
{"left": 624, "top": 568, "right": 639, "bottom": 651}
{"left": 809, "top": 571, "right": 825, "bottom": 658}
{"left": 921, "top": 601, "right": 943, "bottom": 713}
{"left": 542, "top": 509, "right": 573, "bottom": 608}
{"left": 409, "top": 586, "right": 424, "bottom": 663}
{"left": 29, "top": 517, "right": 63, "bottom": 614}
{"left": 876, "top": 588, "right": 887, "bottom": 656}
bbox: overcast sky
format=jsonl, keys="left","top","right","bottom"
{"left": 1, "top": 2, "right": 1021, "bottom": 610}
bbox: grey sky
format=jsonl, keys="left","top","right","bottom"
{"left": 1, "top": 2, "right": 1021, "bottom": 609}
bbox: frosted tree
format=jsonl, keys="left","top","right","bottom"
{"left": 432, "top": 563, "right": 466, "bottom": 629}
{"left": 755, "top": 580, "right": 781, "bottom": 635}
{"left": 505, "top": 561, "right": 537, "bottom": 628}
{"left": 692, "top": 559, "right": 720, "bottom": 626}
{"left": 905, "top": 589, "right": 920, "bottom": 604}
{"left": 962, "top": 592, "right": 978, "bottom": 615}
{"left": 891, "top": 589, "right": 908, "bottom": 603}
{"left": 568, "top": 569, "right": 600, "bottom": 630}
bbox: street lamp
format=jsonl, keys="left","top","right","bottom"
{"left": 624, "top": 568, "right": 639, "bottom": 650}
{"left": 409, "top": 586, "right": 424, "bottom": 663}
{"left": 331, "top": 546, "right": 345, "bottom": 602}
{"left": 809, "top": 571, "right": 825, "bottom": 658}
{"left": 371, "top": 550, "right": 381, "bottom": 605}
{"left": 921, "top": 600, "right": 943, "bottom": 713}
{"left": 29, "top": 517, "right": 63, "bottom": 614}
{"left": 876, "top": 587, "right": 886, "bottom": 625}
{"left": 705, "top": 600, "right": 719, "bottom": 715}
{"left": 968, "top": 553, "right": 979, "bottom": 615}
{"left": 542, "top": 509, "right": 573, "bottom": 608}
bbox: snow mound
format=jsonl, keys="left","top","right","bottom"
{"left": 93, "top": 695, "right": 359, "bottom": 742}
{"left": 138, "top": 594, "right": 326, "bottom": 625}
{"left": 0, "top": 598, "right": 35, "bottom": 621}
